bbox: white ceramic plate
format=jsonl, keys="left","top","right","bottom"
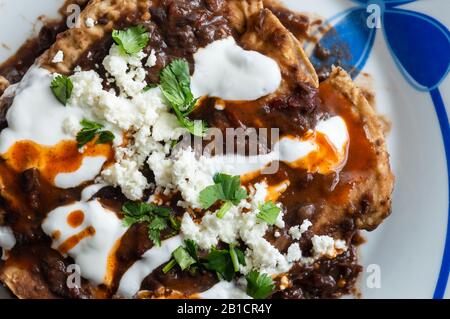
{"left": 0, "top": 0, "right": 449, "bottom": 299}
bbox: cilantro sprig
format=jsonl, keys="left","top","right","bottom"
{"left": 122, "top": 201, "right": 180, "bottom": 246}
{"left": 257, "top": 201, "right": 281, "bottom": 225}
{"left": 204, "top": 245, "right": 245, "bottom": 281}
{"left": 51, "top": 75, "right": 73, "bottom": 105}
{"left": 76, "top": 119, "right": 115, "bottom": 148}
{"left": 245, "top": 271, "right": 275, "bottom": 299}
{"left": 199, "top": 173, "right": 248, "bottom": 218}
{"left": 162, "top": 241, "right": 245, "bottom": 282}
{"left": 112, "top": 26, "right": 150, "bottom": 55}
{"left": 162, "top": 239, "right": 199, "bottom": 274}
{"left": 159, "top": 59, "right": 207, "bottom": 136}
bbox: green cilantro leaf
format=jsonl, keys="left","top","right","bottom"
{"left": 80, "top": 119, "right": 103, "bottom": 131}
{"left": 184, "top": 239, "right": 199, "bottom": 262}
{"left": 168, "top": 215, "right": 181, "bottom": 231}
{"left": 76, "top": 119, "right": 114, "bottom": 148}
{"left": 161, "top": 259, "right": 177, "bottom": 274}
{"left": 97, "top": 130, "right": 115, "bottom": 144}
{"left": 122, "top": 201, "right": 156, "bottom": 224}
{"left": 162, "top": 240, "right": 199, "bottom": 274}
{"left": 159, "top": 59, "right": 207, "bottom": 136}
{"left": 51, "top": 75, "right": 73, "bottom": 105}
{"left": 177, "top": 114, "right": 207, "bottom": 137}
{"left": 122, "top": 201, "right": 178, "bottom": 246}
{"left": 204, "top": 247, "right": 235, "bottom": 281}
{"left": 257, "top": 201, "right": 281, "bottom": 225}
{"left": 160, "top": 59, "right": 194, "bottom": 111}
{"left": 199, "top": 173, "right": 248, "bottom": 218}
{"left": 148, "top": 216, "right": 168, "bottom": 246}
{"left": 245, "top": 271, "right": 275, "bottom": 299}
{"left": 173, "top": 246, "right": 196, "bottom": 270}
{"left": 230, "top": 245, "right": 246, "bottom": 272}
{"left": 76, "top": 130, "right": 97, "bottom": 148}
{"left": 112, "top": 26, "right": 149, "bottom": 55}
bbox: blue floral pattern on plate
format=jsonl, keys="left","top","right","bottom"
{"left": 309, "top": 0, "right": 450, "bottom": 299}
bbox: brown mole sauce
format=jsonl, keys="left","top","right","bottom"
{"left": 0, "top": 0, "right": 371, "bottom": 299}
{"left": 0, "top": 1, "right": 90, "bottom": 88}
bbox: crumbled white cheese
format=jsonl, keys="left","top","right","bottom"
{"left": 146, "top": 49, "right": 157, "bottom": 67}
{"left": 101, "top": 159, "right": 149, "bottom": 200}
{"left": 170, "top": 148, "right": 217, "bottom": 209}
{"left": 274, "top": 231, "right": 281, "bottom": 238}
{"left": 335, "top": 239, "right": 347, "bottom": 250}
{"left": 286, "top": 243, "right": 302, "bottom": 262}
{"left": 274, "top": 209, "right": 285, "bottom": 229}
{"left": 102, "top": 45, "right": 147, "bottom": 97}
{"left": 52, "top": 50, "right": 64, "bottom": 63}
{"left": 69, "top": 70, "right": 104, "bottom": 107}
{"left": 289, "top": 219, "right": 312, "bottom": 240}
{"left": 147, "top": 151, "right": 173, "bottom": 187}
{"left": 151, "top": 113, "right": 185, "bottom": 142}
{"left": 311, "top": 235, "right": 347, "bottom": 258}
{"left": 85, "top": 18, "right": 95, "bottom": 28}
{"left": 181, "top": 182, "right": 290, "bottom": 275}
{"left": 251, "top": 182, "right": 268, "bottom": 208}
{"left": 96, "top": 92, "right": 139, "bottom": 130}
{"left": 67, "top": 49, "right": 181, "bottom": 201}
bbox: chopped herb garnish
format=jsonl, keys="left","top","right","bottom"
{"left": 161, "top": 259, "right": 177, "bottom": 274}
{"left": 204, "top": 247, "right": 235, "bottom": 281}
{"left": 51, "top": 75, "right": 73, "bottom": 105}
{"left": 112, "top": 25, "right": 149, "bottom": 55}
{"left": 162, "top": 240, "right": 199, "bottom": 274}
{"left": 230, "top": 244, "right": 245, "bottom": 272}
{"left": 162, "top": 241, "right": 246, "bottom": 281}
{"left": 173, "top": 246, "right": 197, "bottom": 270}
{"left": 159, "top": 59, "right": 207, "bottom": 136}
{"left": 148, "top": 217, "right": 168, "bottom": 246}
{"left": 199, "top": 173, "right": 248, "bottom": 218}
{"left": 76, "top": 119, "right": 114, "bottom": 148}
{"left": 184, "top": 239, "right": 199, "bottom": 262}
{"left": 257, "top": 201, "right": 281, "bottom": 225}
{"left": 204, "top": 244, "right": 246, "bottom": 281}
{"left": 96, "top": 130, "right": 115, "bottom": 144}
{"left": 122, "top": 201, "right": 179, "bottom": 246}
{"left": 245, "top": 271, "right": 275, "bottom": 299}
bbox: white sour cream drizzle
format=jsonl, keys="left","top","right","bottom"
{"left": 191, "top": 37, "right": 282, "bottom": 101}
{"left": 81, "top": 183, "right": 107, "bottom": 201}
{"left": 0, "top": 226, "right": 16, "bottom": 260}
{"left": 0, "top": 67, "right": 85, "bottom": 153}
{"left": 42, "top": 198, "right": 128, "bottom": 285}
{"left": 210, "top": 116, "right": 349, "bottom": 176}
{"left": 198, "top": 281, "right": 252, "bottom": 299}
{"left": 0, "top": 67, "right": 116, "bottom": 189}
{"left": 117, "top": 235, "right": 182, "bottom": 298}
{"left": 54, "top": 157, "right": 107, "bottom": 189}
